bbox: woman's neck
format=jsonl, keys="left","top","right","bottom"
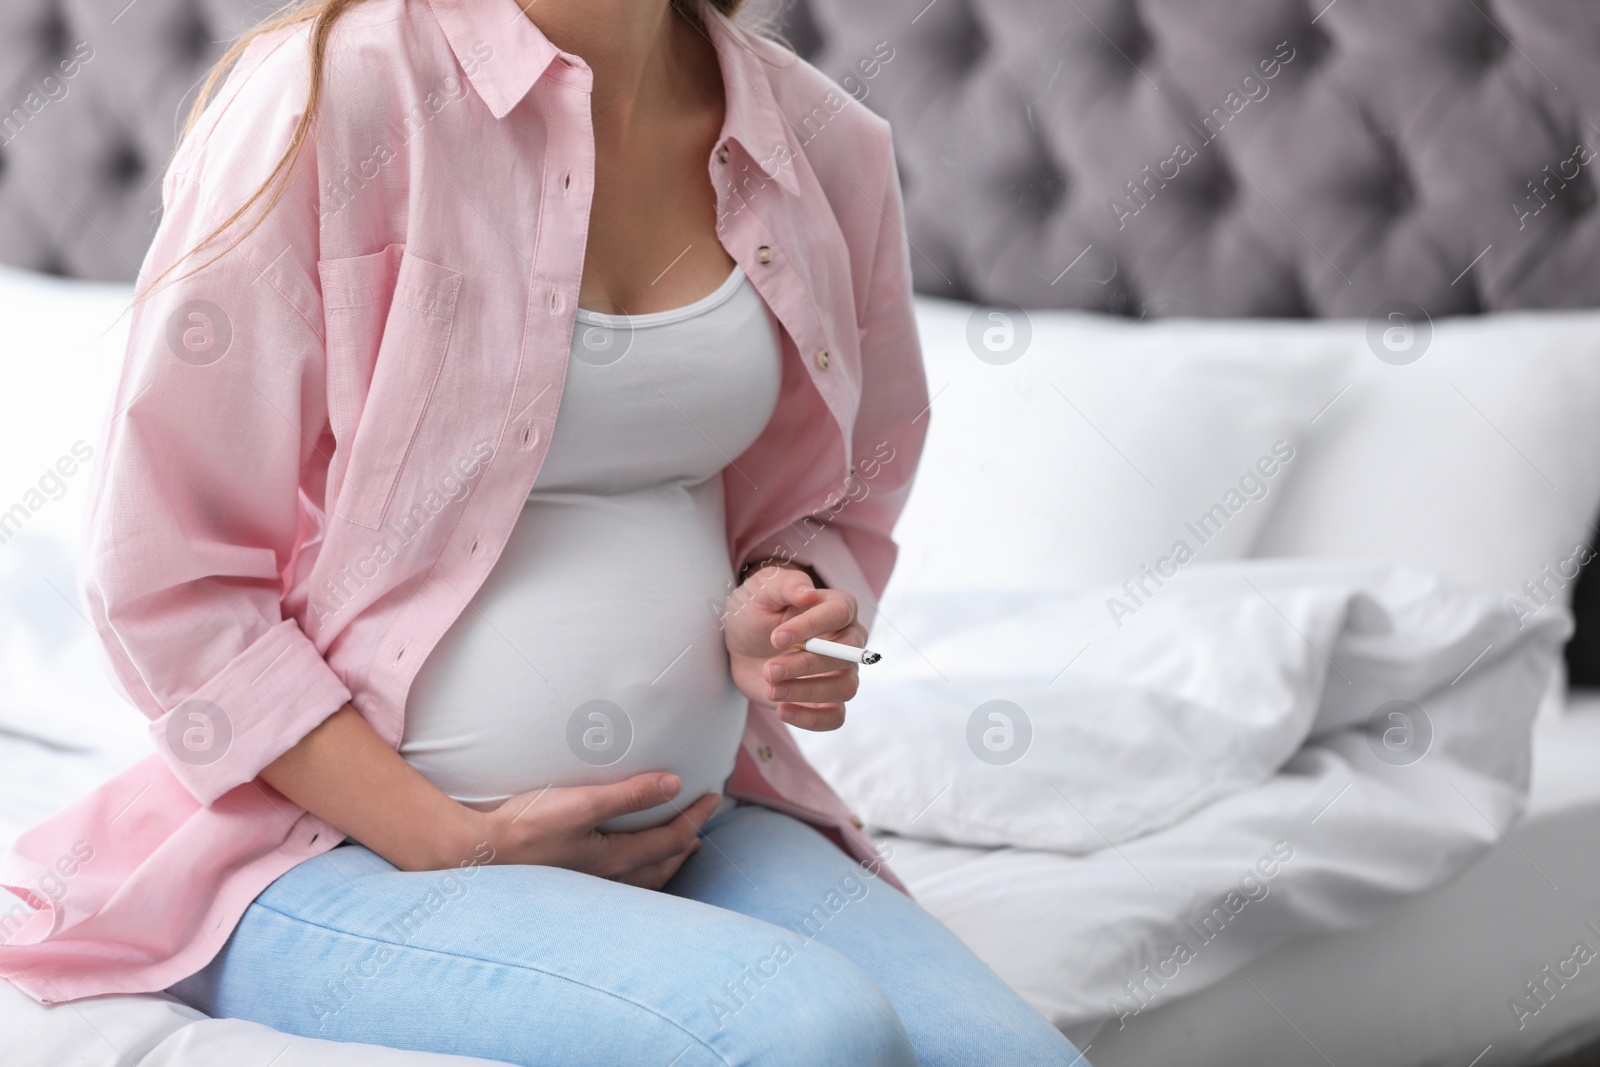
{"left": 515, "top": 0, "right": 717, "bottom": 140}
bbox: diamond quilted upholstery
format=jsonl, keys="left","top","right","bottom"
{"left": 0, "top": 0, "right": 269, "bottom": 281}
{"left": 4, "top": 0, "right": 1600, "bottom": 317}
{"left": 790, "top": 0, "right": 1600, "bottom": 316}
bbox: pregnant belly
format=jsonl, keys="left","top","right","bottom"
{"left": 399, "top": 478, "right": 749, "bottom": 832}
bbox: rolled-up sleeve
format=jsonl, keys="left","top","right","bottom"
{"left": 745, "top": 132, "right": 929, "bottom": 634}
{"left": 79, "top": 29, "right": 350, "bottom": 806}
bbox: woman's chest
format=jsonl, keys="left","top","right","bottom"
{"left": 307, "top": 77, "right": 866, "bottom": 579}
{"left": 578, "top": 104, "right": 738, "bottom": 318}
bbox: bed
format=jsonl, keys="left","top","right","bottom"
{"left": 7, "top": 692, "right": 1600, "bottom": 1066}
{"left": 5, "top": 0, "right": 1600, "bottom": 1064}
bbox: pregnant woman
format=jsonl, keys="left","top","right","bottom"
{"left": 0, "top": 0, "right": 1086, "bottom": 1063}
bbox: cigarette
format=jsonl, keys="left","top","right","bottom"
{"left": 793, "top": 637, "right": 882, "bottom": 665}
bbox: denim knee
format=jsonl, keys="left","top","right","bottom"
{"left": 712, "top": 943, "right": 919, "bottom": 1067}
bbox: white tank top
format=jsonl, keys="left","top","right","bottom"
{"left": 399, "top": 264, "right": 781, "bottom": 831}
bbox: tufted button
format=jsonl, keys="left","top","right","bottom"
{"left": 756, "top": 245, "right": 773, "bottom": 264}
{"left": 717, "top": 143, "right": 730, "bottom": 164}
{"left": 1468, "top": 13, "right": 1511, "bottom": 66}
{"left": 1197, "top": 169, "right": 1235, "bottom": 212}
{"left": 814, "top": 348, "right": 830, "bottom": 370}
{"left": 104, "top": 144, "right": 143, "bottom": 186}
{"left": 1292, "top": 25, "right": 1333, "bottom": 75}
{"left": 756, "top": 744, "right": 774, "bottom": 762}
{"left": 39, "top": 9, "right": 70, "bottom": 58}
{"left": 945, "top": 1, "right": 990, "bottom": 76}
{"left": 1569, "top": 177, "right": 1597, "bottom": 216}
{"left": 1020, "top": 154, "right": 1069, "bottom": 222}
{"left": 1379, "top": 155, "right": 1415, "bottom": 216}
{"left": 1115, "top": 13, "right": 1153, "bottom": 68}
{"left": 177, "top": 14, "right": 210, "bottom": 60}
{"left": 1387, "top": 181, "right": 1414, "bottom": 215}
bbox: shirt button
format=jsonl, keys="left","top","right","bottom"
{"left": 519, "top": 423, "right": 541, "bottom": 451}
{"left": 756, "top": 245, "right": 773, "bottom": 264}
{"left": 850, "top": 814, "right": 865, "bottom": 830}
{"left": 756, "top": 744, "right": 773, "bottom": 762}
{"left": 814, "top": 349, "right": 830, "bottom": 370}
{"left": 717, "top": 143, "right": 730, "bottom": 164}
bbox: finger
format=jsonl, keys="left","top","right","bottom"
{"left": 580, "top": 772, "right": 683, "bottom": 826}
{"left": 595, "top": 793, "right": 721, "bottom": 875}
{"left": 678, "top": 790, "right": 725, "bottom": 832}
{"left": 597, "top": 824, "right": 698, "bottom": 881}
{"left": 768, "top": 667, "right": 859, "bottom": 705}
{"left": 770, "top": 594, "right": 857, "bottom": 650}
{"left": 765, "top": 649, "right": 845, "bottom": 682}
{"left": 613, "top": 838, "right": 702, "bottom": 890}
{"left": 750, "top": 565, "right": 817, "bottom": 611}
{"left": 764, "top": 632, "right": 869, "bottom": 683}
{"left": 776, "top": 702, "right": 846, "bottom": 731}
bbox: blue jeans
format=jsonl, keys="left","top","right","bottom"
{"left": 164, "top": 801, "right": 1087, "bottom": 1066}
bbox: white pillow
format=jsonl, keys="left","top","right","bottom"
{"left": 801, "top": 559, "right": 1567, "bottom": 852}
{"left": 1251, "top": 310, "right": 1600, "bottom": 615}
{"left": 888, "top": 299, "right": 1354, "bottom": 596}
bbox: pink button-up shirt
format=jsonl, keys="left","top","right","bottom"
{"left": 0, "top": 0, "right": 926, "bottom": 1004}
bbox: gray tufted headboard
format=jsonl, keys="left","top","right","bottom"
{"left": 2, "top": 0, "right": 1598, "bottom": 674}
{"left": 787, "top": 0, "right": 1600, "bottom": 318}
{"left": 6, "top": 0, "right": 1600, "bottom": 302}
{"left": 0, "top": 0, "right": 273, "bottom": 280}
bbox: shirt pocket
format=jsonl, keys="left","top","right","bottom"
{"left": 318, "top": 244, "right": 463, "bottom": 530}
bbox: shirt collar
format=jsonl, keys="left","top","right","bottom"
{"left": 424, "top": 0, "right": 560, "bottom": 120}
{"left": 701, "top": 5, "right": 801, "bottom": 196}
{"left": 424, "top": 0, "right": 800, "bottom": 196}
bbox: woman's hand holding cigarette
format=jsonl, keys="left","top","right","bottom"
{"left": 723, "top": 562, "right": 866, "bottom": 731}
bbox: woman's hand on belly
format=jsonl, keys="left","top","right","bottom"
{"left": 469, "top": 773, "right": 721, "bottom": 890}
{"left": 723, "top": 563, "right": 865, "bottom": 732}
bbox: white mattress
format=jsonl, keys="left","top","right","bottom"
{"left": 874, "top": 691, "right": 1600, "bottom": 1067}
{"left": 1086, "top": 691, "right": 1600, "bottom": 1067}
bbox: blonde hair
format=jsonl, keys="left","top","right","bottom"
{"left": 134, "top": 0, "right": 765, "bottom": 307}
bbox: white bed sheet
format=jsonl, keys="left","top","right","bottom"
{"left": 875, "top": 690, "right": 1600, "bottom": 1067}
